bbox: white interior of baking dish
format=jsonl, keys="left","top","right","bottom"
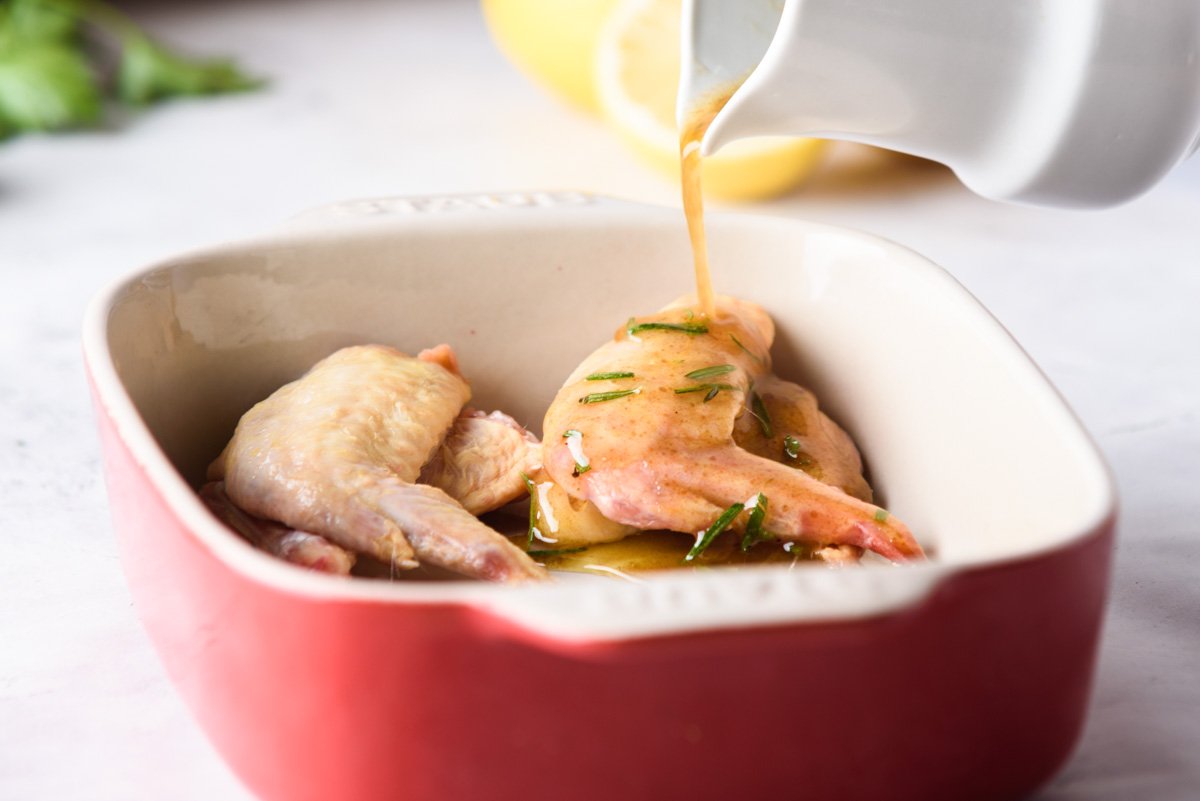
{"left": 85, "top": 194, "right": 1115, "bottom": 640}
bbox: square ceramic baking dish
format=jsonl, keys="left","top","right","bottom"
{"left": 84, "top": 192, "right": 1115, "bottom": 801}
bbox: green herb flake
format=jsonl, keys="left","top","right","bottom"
{"left": 685, "top": 502, "right": 745, "bottom": 562}
{"left": 585, "top": 371, "right": 635, "bottom": 381}
{"left": 673, "top": 382, "right": 739, "bottom": 402}
{"left": 627, "top": 321, "right": 709, "bottom": 337}
{"left": 562, "top": 430, "right": 592, "bottom": 477}
{"left": 684, "top": 364, "right": 735, "bottom": 380}
{"left": 749, "top": 386, "right": 773, "bottom": 438}
{"left": 521, "top": 472, "right": 539, "bottom": 546}
{"left": 874, "top": 508, "right": 889, "bottom": 523}
{"left": 740, "top": 494, "right": 769, "bottom": 552}
{"left": 579, "top": 387, "right": 641, "bottom": 404}
{"left": 783, "top": 435, "right": 802, "bottom": 459}
{"left": 730, "top": 334, "right": 765, "bottom": 365}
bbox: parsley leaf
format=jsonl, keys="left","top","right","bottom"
{"left": 0, "top": 40, "right": 99, "bottom": 132}
{"left": 0, "top": 0, "right": 261, "bottom": 139}
{"left": 118, "top": 35, "right": 261, "bottom": 105}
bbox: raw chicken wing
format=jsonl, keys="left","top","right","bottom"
{"left": 542, "top": 297, "right": 923, "bottom": 561}
{"left": 213, "top": 345, "right": 547, "bottom": 582}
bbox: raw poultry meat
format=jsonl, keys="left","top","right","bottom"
{"left": 199, "top": 481, "right": 356, "bottom": 575}
{"left": 211, "top": 345, "right": 547, "bottom": 583}
{"left": 418, "top": 409, "right": 541, "bottom": 515}
{"left": 542, "top": 296, "right": 923, "bottom": 561}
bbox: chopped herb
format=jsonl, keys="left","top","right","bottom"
{"left": 783, "top": 435, "right": 802, "bottom": 459}
{"left": 586, "top": 371, "right": 635, "bottom": 381}
{"left": 579, "top": 387, "right": 641, "bottom": 404}
{"left": 526, "top": 546, "right": 587, "bottom": 558}
{"left": 740, "top": 494, "right": 769, "bottom": 551}
{"left": 562, "top": 430, "right": 591, "bottom": 476}
{"left": 730, "top": 334, "right": 765, "bottom": 365}
{"left": 520, "top": 472, "right": 539, "bottom": 545}
{"left": 627, "top": 321, "right": 709, "bottom": 336}
{"left": 685, "top": 502, "right": 745, "bottom": 562}
{"left": 684, "top": 364, "right": 735, "bottom": 380}
{"left": 684, "top": 309, "right": 695, "bottom": 320}
{"left": 874, "top": 509, "right": 889, "bottom": 523}
{"left": 674, "top": 382, "right": 738, "bottom": 402}
{"left": 749, "top": 386, "right": 773, "bottom": 438}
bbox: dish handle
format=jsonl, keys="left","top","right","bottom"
{"left": 282, "top": 191, "right": 637, "bottom": 229}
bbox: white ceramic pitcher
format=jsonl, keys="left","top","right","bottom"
{"left": 680, "top": 0, "right": 1200, "bottom": 207}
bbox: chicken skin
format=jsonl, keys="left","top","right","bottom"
{"left": 542, "top": 297, "right": 923, "bottom": 561}
{"left": 418, "top": 409, "right": 541, "bottom": 515}
{"left": 199, "top": 481, "right": 356, "bottom": 575}
{"left": 212, "top": 345, "right": 547, "bottom": 583}
{"left": 732, "top": 374, "right": 873, "bottom": 503}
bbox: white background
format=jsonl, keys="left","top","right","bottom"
{"left": 1, "top": 1, "right": 1197, "bottom": 798}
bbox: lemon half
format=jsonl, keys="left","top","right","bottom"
{"left": 594, "top": 0, "right": 826, "bottom": 201}
{"left": 481, "top": 0, "right": 619, "bottom": 112}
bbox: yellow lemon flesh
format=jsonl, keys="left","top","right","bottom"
{"left": 595, "top": 0, "right": 826, "bottom": 201}
{"left": 481, "top": 0, "right": 619, "bottom": 113}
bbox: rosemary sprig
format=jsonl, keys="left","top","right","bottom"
{"left": 730, "top": 334, "right": 765, "bottom": 365}
{"left": 674, "top": 382, "right": 739, "bottom": 402}
{"left": 685, "top": 502, "right": 745, "bottom": 562}
{"left": 740, "top": 494, "right": 770, "bottom": 551}
{"left": 684, "top": 364, "right": 735, "bottom": 380}
{"left": 627, "top": 320, "right": 709, "bottom": 336}
{"left": 562, "top": 429, "right": 591, "bottom": 475}
{"left": 748, "top": 385, "right": 773, "bottom": 438}
{"left": 521, "top": 472, "right": 539, "bottom": 545}
{"left": 579, "top": 387, "right": 641, "bottom": 404}
{"left": 586, "top": 371, "right": 635, "bottom": 381}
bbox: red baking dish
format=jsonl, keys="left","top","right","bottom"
{"left": 84, "top": 193, "right": 1115, "bottom": 801}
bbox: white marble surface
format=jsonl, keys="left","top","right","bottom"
{"left": 1, "top": 1, "right": 1198, "bottom": 798}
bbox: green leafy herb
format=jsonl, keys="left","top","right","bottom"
{"left": 118, "top": 35, "right": 261, "bottom": 105}
{"left": 579, "top": 387, "right": 641, "bottom": 404}
{"left": 684, "top": 364, "right": 735, "bottom": 380}
{"left": 585, "top": 371, "right": 635, "bottom": 381}
{"left": 783, "top": 435, "right": 801, "bottom": 459}
{"left": 526, "top": 546, "right": 588, "bottom": 558}
{"left": 521, "top": 472, "right": 539, "bottom": 546}
{"left": 874, "top": 508, "right": 889, "bottom": 523}
{"left": 740, "top": 494, "right": 769, "bottom": 551}
{"left": 783, "top": 436, "right": 817, "bottom": 471}
{"left": 0, "top": 40, "right": 99, "bottom": 131}
{"left": 0, "top": 0, "right": 261, "bottom": 139}
{"left": 748, "top": 386, "right": 773, "bottom": 438}
{"left": 674, "top": 382, "right": 738, "bottom": 402}
{"left": 627, "top": 320, "right": 709, "bottom": 336}
{"left": 562, "top": 429, "right": 591, "bottom": 476}
{"left": 730, "top": 334, "right": 765, "bottom": 365}
{"left": 685, "top": 502, "right": 745, "bottom": 562}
